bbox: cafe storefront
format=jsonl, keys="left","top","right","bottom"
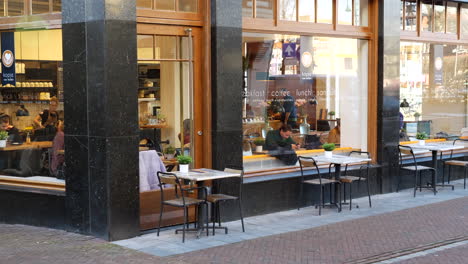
{"left": 0, "top": 0, "right": 467, "bottom": 241}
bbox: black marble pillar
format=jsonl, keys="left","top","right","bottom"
{"left": 211, "top": 0, "right": 243, "bottom": 169}
{"left": 62, "top": 0, "right": 140, "bottom": 241}
{"left": 377, "top": 0, "right": 401, "bottom": 193}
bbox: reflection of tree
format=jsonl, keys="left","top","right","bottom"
{"left": 280, "top": 0, "right": 296, "bottom": 20}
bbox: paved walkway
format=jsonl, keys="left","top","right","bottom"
{"left": 0, "top": 179, "right": 467, "bottom": 264}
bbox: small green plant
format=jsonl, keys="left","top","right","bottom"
{"left": 328, "top": 111, "right": 335, "bottom": 116}
{"left": 253, "top": 138, "right": 265, "bottom": 146}
{"left": 177, "top": 155, "right": 192, "bottom": 165}
{"left": 0, "top": 131, "right": 8, "bottom": 140}
{"left": 416, "top": 132, "right": 428, "bottom": 140}
{"left": 413, "top": 112, "right": 421, "bottom": 118}
{"left": 322, "top": 143, "right": 336, "bottom": 151}
{"left": 163, "top": 146, "right": 176, "bottom": 154}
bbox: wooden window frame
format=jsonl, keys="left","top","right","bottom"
{"left": 401, "top": 1, "right": 468, "bottom": 45}
{"left": 137, "top": 0, "right": 204, "bottom": 25}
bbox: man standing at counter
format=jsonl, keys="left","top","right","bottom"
{"left": 280, "top": 88, "right": 298, "bottom": 128}
{"left": 265, "top": 124, "right": 299, "bottom": 165}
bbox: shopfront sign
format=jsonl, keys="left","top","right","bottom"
{"left": 300, "top": 36, "right": 314, "bottom": 80}
{"left": 1, "top": 32, "right": 16, "bottom": 86}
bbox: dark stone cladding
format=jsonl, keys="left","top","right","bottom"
{"left": 211, "top": 0, "right": 243, "bottom": 170}
{"left": 377, "top": 0, "right": 401, "bottom": 194}
{"left": 62, "top": 0, "right": 139, "bottom": 241}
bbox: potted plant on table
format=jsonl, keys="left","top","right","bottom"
{"left": 322, "top": 143, "right": 336, "bottom": 158}
{"left": 177, "top": 155, "right": 192, "bottom": 173}
{"left": 416, "top": 132, "right": 428, "bottom": 146}
{"left": 163, "top": 145, "right": 176, "bottom": 160}
{"left": 253, "top": 138, "right": 265, "bottom": 152}
{"left": 0, "top": 131, "right": 8, "bottom": 148}
{"left": 328, "top": 111, "right": 336, "bottom": 120}
{"left": 414, "top": 112, "right": 421, "bottom": 121}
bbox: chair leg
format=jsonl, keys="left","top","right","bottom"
{"left": 157, "top": 204, "right": 164, "bottom": 236}
{"left": 238, "top": 199, "right": 245, "bottom": 232}
{"left": 448, "top": 165, "right": 452, "bottom": 183}
{"left": 432, "top": 170, "right": 437, "bottom": 195}
{"left": 413, "top": 171, "right": 418, "bottom": 197}
{"left": 464, "top": 166, "right": 467, "bottom": 189}
{"left": 397, "top": 167, "right": 401, "bottom": 192}
{"left": 343, "top": 182, "right": 347, "bottom": 203}
{"left": 419, "top": 171, "right": 422, "bottom": 192}
{"left": 366, "top": 179, "right": 372, "bottom": 208}
{"left": 441, "top": 162, "right": 446, "bottom": 185}
{"left": 322, "top": 185, "right": 325, "bottom": 208}
{"left": 205, "top": 203, "right": 209, "bottom": 237}
{"left": 194, "top": 206, "right": 198, "bottom": 228}
{"left": 349, "top": 182, "right": 353, "bottom": 211}
{"left": 217, "top": 203, "right": 222, "bottom": 227}
{"left": 319, "top": 185, "right": 323, "bottom": 216}
{"left": 338, "top": 183, "right": 342, "bottom": 212}
{"left": 182, "top": 206, "right": 187, "bottom": 243}
{"left": 212, "top": 203, "right": 216, "bottom": 236}
{"left": 185, "top": 207, "right": 190, "bottom": 228}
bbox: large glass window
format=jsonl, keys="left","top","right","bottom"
{"left": 280, "top": 0, "right": 296, "bottom": 21}
{"left": 462, "top": 4, "right": 468, "bottom": 37}
{"left": 299, "top": 0, "right": 315, "bottom": 22}
{"left": 242, "top": 33, "right": 368, "bottom": 172}
{"left": 421, "top": 0, "right": 433, "bottom": 32}
{"left": 317, "top": 0, "right": 333, "bottom": 24}
{"left": 433, "top": 0, "right": 445, "bottom": 33}
{"left": 32, "top": 0, "right": 50, "bottom": 14}
{"left": 354, "top": 0, "right": 368, "bottom": 26}
{"left": 256, "top": 0, "right": 274, "bottom": 19}
{"left": 338, "top": 0, "right": 353, "bottom": 25}
{"left": 0, "top": 29, "right": 65, "bottom": 181}
{"left": 8, "top": 0, "right": 24, "bottom": 16}
{"left": 400, "top": 42, "right": 468, "bottom": 141}
{"left": 405, "top": 0, "right": 417, "bottom": 31}
{"left": 242, "top": 0, "right": 253, "bottom": 18}
{"left": 446, "top": 2, "right": 457, "bottom": 34}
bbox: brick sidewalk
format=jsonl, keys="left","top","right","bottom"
{"left": 1, "top": 196, "right": 467, "bottom": 264}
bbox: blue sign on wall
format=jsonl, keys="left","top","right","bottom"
{"left": 282, "top": 43, "right": 296, "bottom": 58}
{"left": 1, "top": 32, "right": 16, "bottom": 86}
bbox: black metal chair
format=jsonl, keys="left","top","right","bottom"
{"left": 397, "top": 145, "right": 437, "bottom": 197}
{"left": 298, "top": 156, "right": 341, "bottom": 215}
{"left": 441, "top": 139, "right": 468, "bottom": 189}
{"left": 206, "top": 167, "right": 245, "bottom": 235}
{"left": 156, "top": 172, "right": 209, "bottom": 243}
{"left": 339, "top": 151, "right": 376, "bottom": 210}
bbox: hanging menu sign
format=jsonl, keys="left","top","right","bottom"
{"left": 300, "top": 36, "right": 314, "bottom": 80}
{"left": 1, "top": 32, "right": 16, "bottom": 86}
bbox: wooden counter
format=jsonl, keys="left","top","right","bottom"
{"left": 0, "top": 141, "right": 53, "bottom": 151}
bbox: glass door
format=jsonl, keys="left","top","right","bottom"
{"left": 137, "top": 25, "right": 203, "bottom": 230}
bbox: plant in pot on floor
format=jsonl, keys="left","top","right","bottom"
{"left": 253, "top": 138, "right": 265, "bottom": 152}
{"left": 0, "top": 131, "right": 8, "bottom": 148}
{"left": 163, "top": 145, "right": 176, "bottom": 160}
{"left": 322, "top": 143, "right": 336, "bottom": 158}
{"left": 416, "top": 132, "right": 428, "bottom": 146}
{"left": 177, "top": 155, "right": 192, "bottom": 173}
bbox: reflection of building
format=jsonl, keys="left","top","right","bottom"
{"left": 1, "top": 0, "right": 468, "bottom": 242}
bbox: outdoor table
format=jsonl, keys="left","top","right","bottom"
{"left": 409, "top": 142, "right": 465, "bottom": 189}
{"left": 313, "top": 154, "right": 371, "bottom": 211}
{"left": 172, "top": 168, "right": 241, "bottom": 237}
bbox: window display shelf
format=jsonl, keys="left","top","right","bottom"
{"left": 0, "top": 87, "right": 56, "bottom": 91}
{"left": 0, "top": 100, "right": 52, "bottom": 104}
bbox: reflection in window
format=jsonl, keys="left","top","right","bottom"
{"left": 338, "top": 0, "right": 352, "bottom": 25}
{"left": 8, "top": 0, "right": 24, "bottom": 16}
{"left": 421, "top": 0, "right": 433, "bottom": 32}
{"left": 137, "top": 35, "right": 154, "bottom": 60}
{"left": 400, "top": 0, "right": 404, "bottom": 30}
{"left": 299, "top": 0, "right": 314, "bottom": 22}
{"left": 0, "top": 0, "right": 4, "bottom": 17}
{"left": 256, "top": 0, "right": 274, "bottom": 19}
{"left": 280, "top": 0, "right": 296, "bottom": 21}
{"left": 400, "top": 42, "right": 468, "bottom": 140}
{"left": 242, "top": 33, "right": 368, "bottom": 171}
{"left": 156, "top": 0, "right": 175, "bottom": 11}
{"left": 178, "top": 0, "right": 197, "bottom": 12}
{"left": 242, "top": 0, "right": 253, "bottom": 18}
{"left": 434, "top": 1, "right": 445, "bottom": 33}
{"left": 317, "top": 0, "right": 333, "bottom": 24}
{"left": 32, "top": 0, "right": 50, "bottom": 14}
{"left": 137, "top": 0, "right": 152, "bottom": 9}
{"left": 405, "top": 0, "right": 417, "bottom": 31}
{"left": 355, "top": 0, "right": 368, "bottom": 26}
{"left": 461, "top": 5, "right": 468, "bottom": 37}
{"left": 155, "top": 36, "right": 177, "bottom": 60}
{"left": 53, "top": 0, "right": 61, "bottom": 12}
{"left": 446, "top": 2, "right": 457, "bottom": 34}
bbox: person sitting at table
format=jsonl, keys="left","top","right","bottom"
{"left": 33, "top": 97, "right": 59, "bottom": 140}
{"left": 51, "top": 121, "right": 65, "bottom": 178}
{"left": 265, "top": 124, "right": 299, "bottom": 165}
{"left": 327, "top": 118, "right": 341, "bottom": 145}
{"left": 0, "top": 114, "right": 21, "bottom": 143}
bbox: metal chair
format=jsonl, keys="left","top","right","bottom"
{"left": 156, "top": 172, "right": 209, "bottom": 243}
{"left": 298, "top": 156, "right": 341, "bottom": 215}
{"left": 441, "top": 139, "right": 468, "bottom": 189}
{"left": 397, "top": 145, "right": 437, "bottom": 197}
{"left": 340, "top": 151, "right": 376, "bottom": 210}
{"left": 206, "top": 167, "right": 245, "bottom": 235}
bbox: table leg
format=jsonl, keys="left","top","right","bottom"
{"left": 434, "top": 150, "right": 454, "bottom": 190}
{"left": 334, "top": 164, "right": 342, "bottom": 212}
